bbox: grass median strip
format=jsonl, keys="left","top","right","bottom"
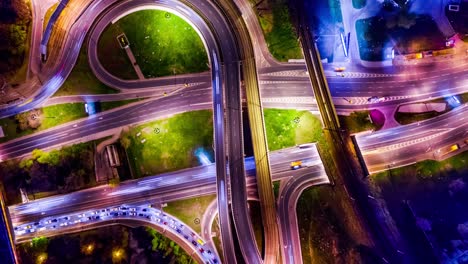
{"left": 0, "top": 100, "right": 145, "bottom": 143}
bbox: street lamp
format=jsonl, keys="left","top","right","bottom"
{"left": 112, "top": 248, "right": 124, "bottom": 262}
{"left": 37, "top": 253, "right": 47, "bottom": 264}
{"left": 83, "top": 243, "right": 94, "bottom": 254}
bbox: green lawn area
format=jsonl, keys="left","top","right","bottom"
{"left": 252, "top": 0, "right": 303, "bottom": 61}
{"left": 53, "top": 38, "right": 119, "bottom": 96}
{"left": 163, "top": 195, "right": 216, "bottom": 234}
{"left": 0, "top": 103, "right": 87, "bottom": 143}
{"left": 43, "top": 3, "right": 58, "bottom": 31}
{"left": 98, "top": 10, "right": 208, "bottom": 79}
{"left": 0, "top": 100, "right": 142, "bottom": 143}
{"left": 263, "top": 109, "right": 322, "bottom": 151}
{"left": 97, "top": 23, "right": 137, "bottom": 80}
{"left": 121, "top": 110, "right": 214, "bottom": 178}
{"left": 339, "top": 111, "right": 382, "bottom": 133}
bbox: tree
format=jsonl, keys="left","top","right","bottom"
{"left": 120, "top": 135, "right": 131, "bottom": 149}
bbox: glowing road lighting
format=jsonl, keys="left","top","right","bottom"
{"left": 37, "top": 253, "right": 47, "bottom": 264}
{"left": 112, "top": 249, "right": 123, "bottom": 260}
{"left": 195, "top": 148, "right": 212, "bottom": 165}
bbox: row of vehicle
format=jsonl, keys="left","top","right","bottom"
{"left": 13, "top": 204, "right": 220, "bottom": 264}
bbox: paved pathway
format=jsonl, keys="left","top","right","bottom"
{"left": 124, "top": 46, "right": 145, "bottom": 80}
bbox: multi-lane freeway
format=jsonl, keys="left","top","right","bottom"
{"left": 10, "top": 146, "right": 326, "bottom": 264}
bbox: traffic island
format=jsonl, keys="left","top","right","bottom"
{"left": 338, "top": 110, "right": 384, "bottom": 134}
{"left": 263, "top": 109, "right": 322, "bottom": 151}
{"left": 97, "top": 10, "right": 208, "bottom": 80}
{"left": 394, "top": 94, "right": 467, "bottom": 125}
{"left": 120, "top": 110, "right": 214, "bottom": 178}
{"left": 163, "top": 195, "right": 216, "bottom": 234}
{"left": 54, "top": 38, "right": 119, "bottom": 96}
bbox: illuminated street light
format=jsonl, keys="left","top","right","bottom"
{"left": 83, "top": 243, "right": 94, "bottom": 254}
{"left": 112, "top": 248, "right": 124, "bottom": 262}
{"left": 37, "top": 253, "right": 47, "bottom": 264}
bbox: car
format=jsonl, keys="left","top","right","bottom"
{"left": 334, "top": 66, "right": 346, "bottom": 72}
{"left": 191, "top": 240, "right": 197, "bottom": 246}
{"left": 122, "top": 212, "right": 127, "bottom": 216}
{"left": 213, "top": 258, "right": 218, "bottom": 263}
{"left": 199, "top": 248, "right": 204, "bottom": 253}
{"left": 184, "top": 234, "right": 189, "bottom": 239}
{"left": 33, "top": 222, "right": 39, "bottom": 226}
{"left": 163, "top": 221, "right": 168, "bottom": 225}
{"left": 367, "top": 96, "right": 386, "bottom": 103}
{"left": 142, "top": 208, "right": 147, "bottom": 212}
{"left": 52, "top": 219, "right": 58, "bottom": 223}
{"left": 290, "top": 161, "right": 302, "bottom": 170}
{"left": 207, "top": 250, "right": 212, "bottom": 255}
{"left": 129, "top": 208, "right": 136, "bottom": 211}
{"left": 176, "top": 229, "right": 182, "bottom": 233}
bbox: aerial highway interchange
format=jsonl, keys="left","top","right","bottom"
{"left": 0, "top": 0, "right": 467, "bottom": 263}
